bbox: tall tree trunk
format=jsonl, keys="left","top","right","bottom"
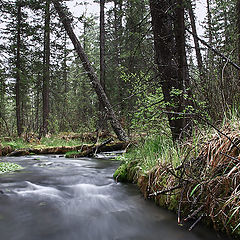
{"left": 205, "top": 0, "right": 216, "bottom": 117}
{"left": 98, "top": 0, "right": 107, "bottom": 131}
{"left": 35, "top": 74, "right": 41, "bottom": 133}
{"left": 114, "top": 0, "right": 124, "bottom": 115}
{"left": 174, "top": 0, "right": 187, "bottom": 92}
{"left": 149, "top": 0, "right": 186, "bottom": 141}
{"left": 188, "top": 1, "right": 204, "bottom": 77}
{"left": 16, "top": 0, "right": 23, "bottom": 137}
{"left": 52, "top": 0, "right": 128, "bottom": 141}
{"left": 42, "top": 0, "right": 50, "bottom": 136}
{"left": 100, "top": 0, "right": 105, "bottom": 92}
{"left": 206, "top": 0, "right": 213, "bottom": 47}
{"left": 174, "top": 0, "right": 192, "bottom": 136}
{"left": 237, "top": 0, "right": 240, "bottom": 81}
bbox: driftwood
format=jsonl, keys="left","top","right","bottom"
{"left": 67, "top": 138, "right": 113, "bottom": 158}
{"left": 66, "top": 140, "right": 130, "bottom": 158}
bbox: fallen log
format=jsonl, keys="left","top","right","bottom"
{"left": 5, "top": 144, "right": 90, "bottom": 157}
{"left": 8, "top": 149, "right": 30, "bottom": 157}
{"left": 0, "top": 146, "right": 14, "bottom": 156}
{"left": 4, "top": 141, "right": 130, "bottom": 158}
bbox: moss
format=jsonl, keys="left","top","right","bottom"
{"left": 113, "top": 158, "right": 139, "bottom": 183}
{"left": 0, "top": 162, "right": 23, "bottom": 174}
{"left": 168, "top": 195, "right": 179, "bottom": 211}
{"left": 113, "top": 162, "right": 129, "bottom": 182}
{"left": 65, "top": 151, "right": 80, "bottom": 158}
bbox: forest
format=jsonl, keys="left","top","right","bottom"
{"left": 0, "top": 0, "right": 239, "bottom": 139}
{"left": 1, "top": 0, "right": 240, "bottom": 238}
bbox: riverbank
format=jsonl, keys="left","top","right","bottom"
{"left": 0, "top": 131, "right": 128, "bottom": 157}
{"left": 0, "top": 133, "right": 130, "bottom": 173}
{"left": 114, "top": 122, "right": 240, "bottom": 237}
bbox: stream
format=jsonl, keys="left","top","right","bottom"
{"left": 0, "top": 154, "right": 231, "bottom": 240}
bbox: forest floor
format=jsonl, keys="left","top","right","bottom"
{"left": 114, "top": 120, "right": 240, "bottom": 237}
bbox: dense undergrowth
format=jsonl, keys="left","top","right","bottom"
{"left": 114, "top": 118, "right": 240, "bottom": 236}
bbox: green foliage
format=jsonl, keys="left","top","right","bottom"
{"left": 1, "top": 136, "right": 83, "bottom": 150}
{"left": 113, "top": 162, "right": 129, "bottom": 182}
{"left": 0, "top": 162, "right": 23, "bottom": 174}
{"left": 114, "top": 135, "right": 184, "bottom": 182}
{"left": 126, "top": 135, "right": 182, "bottom": 172}
{"left": 1, "top": 138, "right": 30, "bottom": 149}
{"left": 65, "top": 151, "right": 79, "bottom": 158}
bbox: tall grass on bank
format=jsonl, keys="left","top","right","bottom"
{"left": 114, "top": 119, "right": 240, "bottom": 236}
{"left": 114, "top": 134, "right": 184, "bottom": 182}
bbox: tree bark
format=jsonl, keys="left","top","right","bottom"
{"left": 52, "top": 0, "right": 128, "bottom": 141}
{"left": 149, "top": 0, "right": 186, "bottom": 141}
{"left": 237, "top": 0, "right": 240, "bottom": 81}
{"left": 188, "top": 1, "right": 204, "bottom": 76}
{"left": 113, "top": 0, "right": 124, "bottom": 114}
{"left": 174, "top": 0, "right": 188, "bottom": 93}
{"left": 16, "top": 0, "right": 23, "bottom": 137}
{"left": 98, "top": 0, "right": 107, "bottom": 130}
{"left": 42, "top": 0, "right": 51, "bottom": 136}
{"left": 174, "top": 0, "right": 192, "bottom": 136}
{"left": 100, "top": 0, "right": 105, "bottom": 93}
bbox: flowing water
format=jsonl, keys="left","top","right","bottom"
{"left": 0, "top": 154, "right": 231, "bottom": 240}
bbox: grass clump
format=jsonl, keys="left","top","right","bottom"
{"left": 114, "top": 135, "right": 183, "bottom": 182}
{"left": 1, "top": 138, "right": 30, "bottom": 149}
{"left": 65, "top": 151, "right": 80, "bottom": 158}
{"left": 0, "top": 162, "right": 23, "bottom": 174}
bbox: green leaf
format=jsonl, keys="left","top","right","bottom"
{"left": 190, "top": 184, "right": 201, "bottom": 197}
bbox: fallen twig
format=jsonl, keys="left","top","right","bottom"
{"left": 148, "top": 184, "right": 181, "bottom": 197}
{"left": 189, "top": 214, "right": 204, "bottom": 231}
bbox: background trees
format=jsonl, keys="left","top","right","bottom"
{"left": 0, "top": 0, "right": 239, "bottom": 141}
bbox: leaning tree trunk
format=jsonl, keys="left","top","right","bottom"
{"left": 52, "top": 0, "right": 128, "bottom": 141}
